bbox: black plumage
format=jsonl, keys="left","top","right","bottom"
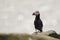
{"left": 32, "top": 11, "right": 43, "bottom": 32}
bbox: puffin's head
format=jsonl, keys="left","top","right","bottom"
{"left": 32, "top": 11, "right": 40, "bottom": 16}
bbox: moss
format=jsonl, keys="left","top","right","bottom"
{"left": 8, "top": 34, "right": 16, "bottom": 40}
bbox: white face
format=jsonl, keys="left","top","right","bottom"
{"left": 32, "top": 11, "right": 40, "bottom": 15}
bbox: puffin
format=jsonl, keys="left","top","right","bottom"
{"left": 32, "top": 11, "right": 43, "bottom": 33}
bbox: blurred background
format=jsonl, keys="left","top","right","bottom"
{"left": 0, "top": 0, "right": 60, "bottom": 34}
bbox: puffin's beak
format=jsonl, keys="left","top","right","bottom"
{"left": 32, "top": 13, "right": 35, "bottom": 15}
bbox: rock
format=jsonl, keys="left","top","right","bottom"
{"left": 31, "top": 34, "right": 60, "bottom": 40}
{"left": 35, "top": 30, "right": 60, "bottom": 39}
{"left": 0, "top": 30, "right": 60, "bottom": 40}
{"left": 39, "top": 30, "right": 57, "bottom": 35}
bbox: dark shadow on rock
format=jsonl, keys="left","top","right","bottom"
{"left": 45, "top": 30, "right": 60, "bottom": 39}
{"left": 48, "top": 32, "right": 60, "bottom": 39}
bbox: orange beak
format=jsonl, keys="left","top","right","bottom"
{"left": 32, "top": 13, "right": 35, "bottom": 15}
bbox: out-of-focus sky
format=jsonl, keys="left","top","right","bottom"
{"left": 0, "top": 0, "right": 60, "bottom": 34}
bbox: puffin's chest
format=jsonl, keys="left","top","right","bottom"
{"left": 34, "top": 19, "right": 42, "bottom": 24}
